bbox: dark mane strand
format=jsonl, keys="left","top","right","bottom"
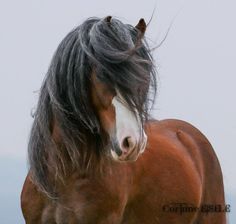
{"left": 28, "top": 17, "right": 157, "bottom": 196}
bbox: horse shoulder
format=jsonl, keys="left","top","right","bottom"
{"left": 125, "top": 120, "right": 212, "bottom": 223}
{"left": 156, "top": 119, "right": 226, "bottom": 223}
{"left": 146, "top": 118, "right": 219, "bottom": 176}
{"left": 149, "top": 118, "right": 222, "bottom": 176}
{"left": 133, "top": 119, "right": 225, "bottom": 223}
{"left": 21, "top": 172, "right": 48, "bottom": 223}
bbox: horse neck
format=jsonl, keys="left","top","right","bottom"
{"left": 50, "top": 120, "right": 109, "bottom": 178}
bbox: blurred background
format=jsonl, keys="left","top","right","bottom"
{"left": 0, "top": 0, "right": 235, "bottom": 223}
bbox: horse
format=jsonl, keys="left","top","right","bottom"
{"left": 21, "top": 16, "right": 226, "bottom": 224}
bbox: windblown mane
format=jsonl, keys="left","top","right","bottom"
{"left": 28, "top": 17, "right": 157, "bottom": 196}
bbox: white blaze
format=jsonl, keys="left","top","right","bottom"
{"left": 111, "top": 94, "right": 147, "bottom": 159}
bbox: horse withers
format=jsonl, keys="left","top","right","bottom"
{"left": 21, "top": 16, "right": 226, "bottom": 223}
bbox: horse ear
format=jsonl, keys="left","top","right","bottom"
{"left": 135, "top": 18, "right": 146, "bottom": 35}
{"left": 105, "top": 16, "right": 112, "bottom": 23}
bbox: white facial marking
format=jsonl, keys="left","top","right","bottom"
{"left": 111, "top": 93, "right": 147, "bottom": 160}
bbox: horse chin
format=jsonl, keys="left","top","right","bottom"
{"left": 123, "top": 154, "right": 140, "bottom": 162}
{"left": 110, "top": 149, "right": 141, "bottom": 163}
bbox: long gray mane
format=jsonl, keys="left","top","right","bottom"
{"left": 28, "top": 16, "right": 157, "bottom": 196}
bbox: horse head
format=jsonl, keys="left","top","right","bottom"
{"left": 28, "top": 16, "right": 156, "bottom": 195}
{"left": 88, "top": 17, "right": 154, "bottom": 161}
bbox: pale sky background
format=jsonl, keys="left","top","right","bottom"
{"left": 0, "top": 0, "right": 235, "bottom": 223}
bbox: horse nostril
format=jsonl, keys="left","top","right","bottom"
{"left": 122, "top": 137, "right": 135, "bottom": 150}
{"left": 123, "top": 137, "right": 129, "bottom": 148}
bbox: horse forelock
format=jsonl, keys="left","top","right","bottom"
{"left": 28, "top": 16, "right": 157, "bottom": 196}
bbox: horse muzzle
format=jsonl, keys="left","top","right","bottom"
{"left": 110, "top": 132, "right": 147, "bottom": 162}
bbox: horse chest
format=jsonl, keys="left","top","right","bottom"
{"left": 39, "top": 179, "right": 126, "bottom": 224}
{"left": 40, "top": 199, "right": 124, "bottom": 224}
{"left": 41, "top": 203, "right": 76, "bottom": 224}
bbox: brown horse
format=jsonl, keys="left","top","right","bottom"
{"left": 21, "top": 17, "right": 226, "bottom": 223}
